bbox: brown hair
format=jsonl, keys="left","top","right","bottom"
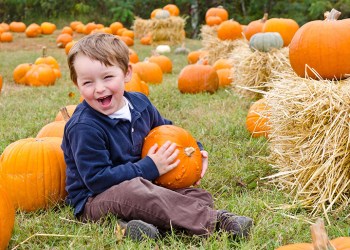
{"left": 67, "top": 33, "right": 130, "bottom": 85}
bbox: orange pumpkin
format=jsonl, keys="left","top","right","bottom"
{"left": 65, "top": 40, "right": 77, "bottom": 55}
{"left": 216, "top": 68, "right": 232, "bottom": 87}
{"left": 36, "top": 121, "right": 66, "bottom": 138}
{"left": 125, "top": 73, "right": 149, "bottom": 96}
{"left": 206, "top": 15, "right": 223, "bottom": 26}
{"left": 110, "top": 21, "right": 124, "bottom": 35}
{"left": 140, "top": 35, "right": 152, "bottom": 45}
{"left": 187, "top": 50, "right": 208, "bottom": 64}
{"left": 40, "top": 22, "right": 56, "bottom": 34}
{"left": 70, "top": 21, "right": 83, "bottom": 31}
{"left": 25, "top": 64, "right": 57, "bottom": 86}
{"left": 0, "top": 22, "right": 10, "bottom": 31}
{"left": 289, "top": 8, "right": 350, "bottom": 80}
{"left": 217, "top": 20, "right": 243, "bottom": 41}
{"left": 119, "top": 35, "right": 134, "bottom": 46}
{"left": 84, "top": 22, "right": 98, "bottom": 34}
{"left": 246, "top": 98, "right": 270, "bottom": 138}
{"left": 61, "top": 26, "right": 73, "bottom": 35}
{"left": 244, "top": 13, "right": 268, "bottom": 41}
{"left": 13, "top": 63, "right": 32, "bottom": 85}
{"left": 9, "top": 21, "right": 26, "bottom": 32}
{"left": 0, "top": 186, "right": 15, "bottom": 250}
{"left": 141, "top": 125, "right": 202, "bottom": 189}
{"left": 205, "top": 6, "right": 228, "bottom": 22}
{"left": 163, "top": 4, "right": 180, "bottom": 16}
{"left": 213, "top": 58, "right": 232, "bottom": 71}
{"left": 178, "top": 63, "right": 219, "bottom": 94}
{"left": 35, "top": 46, "right": 60, "bottom": 70}
{"left": 25, "top": 23, "right": 42, "bottom": 37}
{"left": 56, "top": 33, "right": 73, "bottom": 48}
{"left": 132, "top": 61, "right": 163, "bottom": 84}
{"left": 0, "top": 137, "right": 66, "bottom": 211}
{"left": 129, "top": 49, "right": 139, "bottom": 63}
{"left": 149, "top": 53, "right": 173, "bottom": 73}
{"left": 0, "top": 31, "right": 13, "bottom": 42}
{"left": 276, "top": 218, "right": 350, "bottom": 250}
{"left": 54, "top": 105, "right": 77, "bottom": 121}
{"left": 122, "top": 29, "right": 134, "bottom": 39}
{"left": 262, "top": 17, "right": 299, "bottom": 46}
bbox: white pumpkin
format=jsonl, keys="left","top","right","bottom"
{"left": 156, "top": 45, "right": 171, "bottom": 54}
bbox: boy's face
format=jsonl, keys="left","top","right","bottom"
{"left": 74, "top": 54, "right": 132, "bottom": 115}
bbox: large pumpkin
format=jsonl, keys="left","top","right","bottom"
{"left": 246, "top": 98, "right": 270, "bottom": 138}
{"left": 289, "top": 8, "right": 350, "bottom": 80}
{"left": 178, "top": 63, "right": 219, "bottom": 94}
{"left": 262, "top": 17, "right": 299, "bottom": 46}
{"left": 141, "top": 125, "right": 202, "bottom": 189}
{"left": 0, "top": 137, "right": 67, "bottom": 211}
{"left": 276, "top": 218, "right": 350, "bottom": 250}
{"left": 0, "top": 186, "right": 15, "bottom": 250}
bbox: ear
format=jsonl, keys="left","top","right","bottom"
{"left": 124, "top": 64, "right": 133, "bottom": 83}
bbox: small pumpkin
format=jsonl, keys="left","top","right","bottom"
{"left": 132, "top": 60, "right": 163, "bottom": 84}
{"left": 212, "top": 58, "right": 232, "bottom": 71}
{"left": 119, "top": 35, "right": 134, "bottom": 47}
{"left": 141, "top": 125, "right": 202, "bottom": 189}
{"left": 163, "top": 4, "right": 180, "bottom": 16}
{"left": 149, "top": 52, "right": 173, "bottom": 73}
{"left": 9, "top": 21, "right": 26, "bottom": 32}
{"left": 244, "top": 13, "right": 268, "bottom": 41}
{"left": 0, "top": 22, "right": 10, "bottom": 31}
{"left": 249, "top": 32, "right": 283, "bottom": 52}
{"left": 0, "top": 137, "right": 67, "bottom": 211}
{"left": 56, "top": 33, "right": 73, "bottom": 48}
{"left": 65, "top": 40, "right": 77, "bottom": 55}
{"left": 246, "top": 98, "right": 270, "bottom": 138}
{"left": 262, "top": 17, "right": 299, "bottom": 47}
{"left": 25, "top": 23, "right": 42, "bottom": 37}
{"left": 140, "top": 34, "right": 152, "bottom": 45}
{"left": 70, "top": 21, "right": 83, "bottom": 31}
{"left": 40, "top": 22, "right": 56, "bottom": 35}
{"left": 55, "top": 105, "right": 77, "bottom": 121}
{"left": 216, "top": 68, "right": 232, "bottom": 87}
{"left": 25, "top": 64, "right": 57, "bottom": 86}
{"left": 0, "top": 186, "right": 15, "bottom": 250}
{"left": 61, "top": 26, "right": 73, "bottom": 35}
{"left": 110, "top": 21, "right": 123, "bottom": 35}
{"left": 206, "top": 15, "right": 223, "bottom": 26}
{"left": 125, "top": 73, "right": 149, "bottom": 96}
{"left": 0, "top": 31, "right": 13, "bottom": 42}
{"left": 13, "top": 63, "right": 32, "bottom": 85}
{"left": 35, "top": 46, "right": 60, "bottom": 70}
{"left": 155, "top": 9, "right": 171, "bottom": 19}
{"left": 178, "top": 62, "right": 219, "bottom": 94}
{"left": 217, "top": 20, "right": 243, "bottom": 41}
{"left": 129, "top": 49, "right": 139, "bottom": 64}
{"left": 205, "top": 6, "right": 229, "bottom": 22}
{"left": 187, "top": 50, "right": 208, "bottom": 64}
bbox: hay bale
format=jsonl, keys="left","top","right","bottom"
{"left": 228, "top": 46, "right": 292, "bottom": 99}
{"left": 263, "top": 71, "right": 350, "bottom": 220}
{"left": 133, "top": 16, "right": 185, "bottom": 45}
{"left": 200, "top": 25, "right": 218, "bottom": 42}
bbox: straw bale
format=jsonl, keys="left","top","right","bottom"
{"left": 228, "top": 47, "right": 292, "bottom": 99}
{"left": 262, "top": 71, "right": 350, "bottom": 219}
{"left": 200, "top": 25, "right": 218, "bottom": 43}
{"left": 201, "top": 35, "right": 248, "bottom": 66}
{"left": 133, "top": 16, "right": 186, "bottom": 45}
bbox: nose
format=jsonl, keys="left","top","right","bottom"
{"left": 95, "top": 80, "right": 105, "bottom": 93}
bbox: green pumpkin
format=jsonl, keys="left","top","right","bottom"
{"left": 249, "top": 32, "right": 283, "bottom": 52}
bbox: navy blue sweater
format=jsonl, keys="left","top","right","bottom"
{"left": 61, "top": 92, "right": 174, "bottom": 216}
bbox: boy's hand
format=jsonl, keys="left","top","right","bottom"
{"left": 194, "top": 150, "right": 208, "bottom": 186}
{"left": 147, "top": 141, "right": 180, "bottom": 176}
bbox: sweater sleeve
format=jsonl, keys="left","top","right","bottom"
{"left": 66, "top": 123, "right": 159, "bottom": 194}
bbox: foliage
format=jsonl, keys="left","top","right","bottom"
{"left": 1, "top": 0, "right": 350, "bottom": 37}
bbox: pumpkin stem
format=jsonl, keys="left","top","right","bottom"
{"left": 325, "top": 8, "right": 341, "bottom": 21}
{"left": 42, "top": 46, "right": 47, "bottom": 58}
{"left": 184, "top": 147, "right": 195, "bottom": 156}
{"left": 262, "top": 13, "right": 268, "bottom": 22}
{"left": 310, "top": 218, "right": 336, "bottom": 250}
{"left": 60, "top": 107, "right": 71, "bottom": 122}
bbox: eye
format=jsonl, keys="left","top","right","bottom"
{"left": 82, "top": 81, "right": 91, "bottom": 86}
{"left": 104, "top": 75, "right": 114, "bottom": 79}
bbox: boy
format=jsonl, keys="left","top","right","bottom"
{"left": 62, "top": 33, "right": 253, "bottom": 241}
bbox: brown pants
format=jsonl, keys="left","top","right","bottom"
{"left": 81, "top": 177, "right": 217, "bottom": 235}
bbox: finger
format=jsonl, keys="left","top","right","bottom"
{"left": 157, "top": 141, "right": 172, "bottom": 154}
{"left": 147, "top": 143, "right": 158, "bottom": 155}
{"left": 167, "top": 159, "right": 180, "bottom": 171}
{"left": 167, "top": 149, "right": 179, "bottom": 163}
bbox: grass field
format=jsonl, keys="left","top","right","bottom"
{"left": 0, "top": 28, "right": 349, "bottom": 249}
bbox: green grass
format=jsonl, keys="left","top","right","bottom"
{"left": 1, "top": 30, "right": 349, "bottom": 250}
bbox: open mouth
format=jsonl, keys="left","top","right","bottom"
{"left": 97, "top": 95, "right": 112, "bottom": 107}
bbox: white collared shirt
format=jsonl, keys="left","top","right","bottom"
{"left": 108, "top": 97, "right": 132, "bottom": 121}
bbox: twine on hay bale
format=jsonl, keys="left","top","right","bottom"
{"left": 133, "top": 16, "right": 185, "bottom": 45}
{"left": 228, "top": 46, "right": 292, "bottom": 99}
{"left": 262, "top": 69, "right": 350, "bottom": 221}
